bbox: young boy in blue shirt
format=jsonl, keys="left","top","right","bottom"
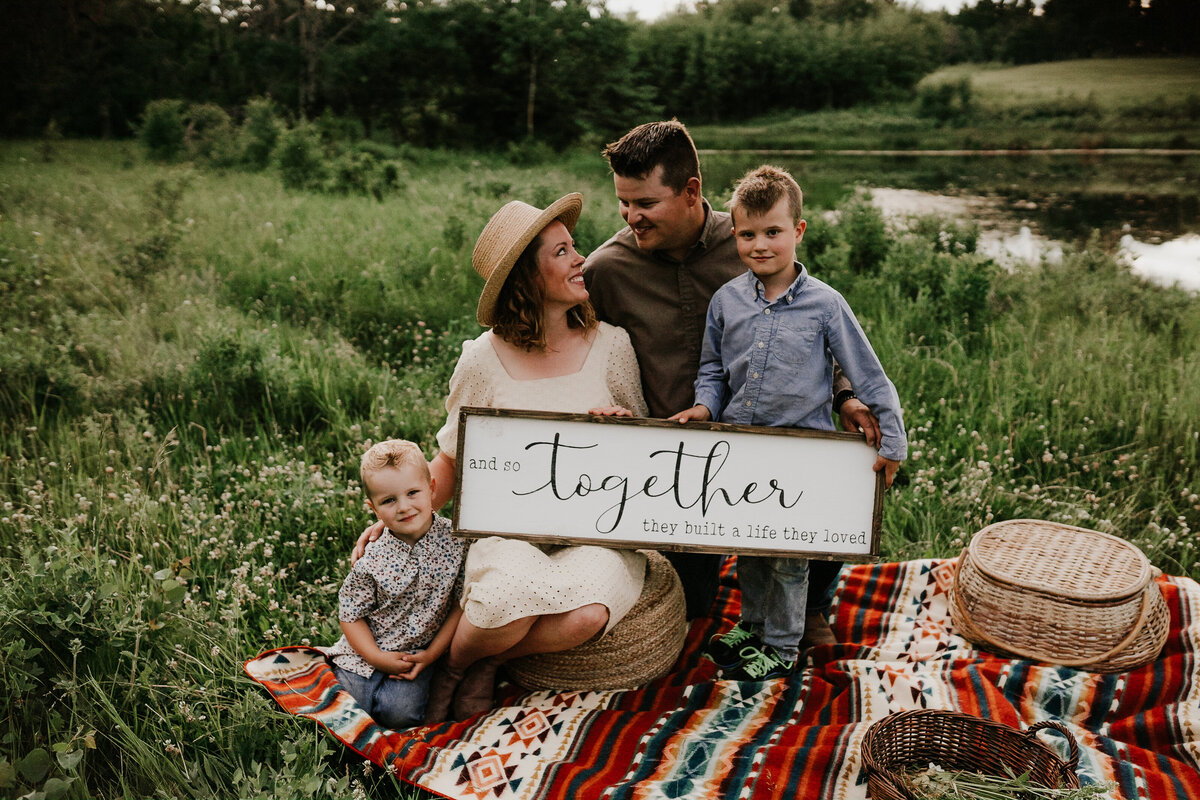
{"left": 671, "top": 165, "right": 907, "bottom": 680}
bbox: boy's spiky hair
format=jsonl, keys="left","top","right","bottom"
{"left": 728, "top": 165, "right": 804, "bottom": 224}
{"left": 360, "top": 439, "right": 430, "bottom": 489}
{"left": 601, "top": 119, "right": 700, "bottom": 193}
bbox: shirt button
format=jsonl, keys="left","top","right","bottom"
{"left": 757, "top": 342, "right": 764, "bottom": 349}
{"left": 745, "top": 401, "right": 752, "bottom": 407}
{"left": 753, "top": 372, "right": 760, "bottom": 379}
{"left": 764, "top": 308, "right": 771, "bottom": 315}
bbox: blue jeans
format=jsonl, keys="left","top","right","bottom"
{"left": 332, "top": 663, "right": 432, "bottom": 730}
{"left": 738, "top": 555, "right": 810, "bottom": 662}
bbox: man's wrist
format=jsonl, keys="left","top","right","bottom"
{"left": 833, "top": 389, "right": 857, "bottom": 413}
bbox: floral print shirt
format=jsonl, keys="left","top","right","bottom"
{"left": 326, "top": 514, "right": 465, "bottom": 678}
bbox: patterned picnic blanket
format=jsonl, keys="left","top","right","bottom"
{"left": 245, "top": 558, "right": 1200, "bottom": 799}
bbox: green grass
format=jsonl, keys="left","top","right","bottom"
{"left": 923, "top": 57, "right": 1200, "bottom": 108}
{"left": 1, "top": 139, "right": 1199, "bottom": 798}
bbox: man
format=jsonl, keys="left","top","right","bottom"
{"left": 583, "top": 120, "right": 881, "bottom": 644}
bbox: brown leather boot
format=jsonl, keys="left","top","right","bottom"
{"left": 800, "top": 612, "right": 837, "bottom": 648}
{"left": 423, "top": 663, "right": 464, "bottom": 725}
{"left": 451, "top": 657, "right": 500, "bottom": 720}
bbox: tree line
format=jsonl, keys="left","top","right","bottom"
{"left": 4, "top": 0, "right": 1196, "bottom": 145}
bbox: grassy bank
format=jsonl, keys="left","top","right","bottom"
{"left": 689, "top": 57, "right": 1200, "bottom": 151}
{"left": 1, "top": 140, "right": 1198, "bottom": 799}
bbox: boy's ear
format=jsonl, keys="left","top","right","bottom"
{"left": 364, "top": 498, "right": 378, "bottom": 517}
{"left": 795, "top": 219, "right": 807, "bottom": 241}
{"left": 429, "top": 476, "right": 437, "bottom": 496}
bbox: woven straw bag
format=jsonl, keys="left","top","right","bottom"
{"left": 950, "top": 519, "right": 1169, "bottom": 673}
{"left": 861, "top": 709, "right": 1080, "bottom": 800}
{"left": 506, "top": 550, "right": 687, "bottom": 691}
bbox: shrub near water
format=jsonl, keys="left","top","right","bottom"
{"left": 1, "top": 141, "right": 1198, "bottom": 799}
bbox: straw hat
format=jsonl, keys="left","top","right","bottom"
{"left": 471, "top": 192, "right": 583, "bottom": 326}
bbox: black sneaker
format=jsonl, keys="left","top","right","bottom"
{"left": 722, "top": 644, "right": 796, "bottom": 681}
{"left": 704, "top": 621, "right": 763, "bottom": 670}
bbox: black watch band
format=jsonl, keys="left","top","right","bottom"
{"left": 833, "top": 389, "right": 857, "bottom": 413}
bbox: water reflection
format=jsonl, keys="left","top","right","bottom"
{"left": 1121, "top": 234, "right": 1200, "bottom": 292}
{"left": 865, "top": 187, "right": 1200, "bottom": 292}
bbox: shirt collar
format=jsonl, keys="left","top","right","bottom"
{"left": 651, "top": 198, "right": 724, "bottom": 264}
{"left": 694, "top": 198, "right": 726, "bottom": 252}
{"left": 748, "top": 262, "right": 809, "bottom": 304}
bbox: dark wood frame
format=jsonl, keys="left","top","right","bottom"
{"left": 452, "top": 407, "right": 884, "bottom": 563}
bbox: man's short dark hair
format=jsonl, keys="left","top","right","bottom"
{"left": 601, "top": 119, "right": 701, "bottom": 193}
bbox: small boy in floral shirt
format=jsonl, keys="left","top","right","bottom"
{"left": 325, "top": 439, "right": 465, "bottom": 729}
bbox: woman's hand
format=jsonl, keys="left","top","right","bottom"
{"left": 587, "top": 405, "right": 634, "bottom": 417}
{"left": 668, "top": 404, "right": 711, "bottom": 423}
{"left": 351, "top": 519, "right": 387, "bottom": 563}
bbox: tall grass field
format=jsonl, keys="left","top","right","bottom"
{"left": 1, "top": 138, "right": 1199, "bottom": 799}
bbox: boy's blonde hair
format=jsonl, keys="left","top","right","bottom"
{"left": 360, "top": 439, "right": 430, "bottom": 491}
{"left": 728, "top": 165, "right": 803, "bottom": 225}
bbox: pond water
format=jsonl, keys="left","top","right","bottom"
{"left": 704, "top": 152, "right": 1200, "bottom": 292}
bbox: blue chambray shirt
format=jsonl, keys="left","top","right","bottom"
{"left": 693, "top": 265, "right": 907, "bottom": 462}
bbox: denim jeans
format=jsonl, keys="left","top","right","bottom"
{"left": 737, "top": 555, "right": 810, "bottom": 661}
{"left": 332, "top": 663, "right": 432, "bottom": 730}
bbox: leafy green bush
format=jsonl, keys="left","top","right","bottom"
{"left": 916, "top": 79, "right": 974, "bottom": 125}
{"left": 840, "top": 196, "right": 892, "bottom": 275}
{"left": 185, "top": 103, "right": 236, "bottom": 166}
{"left": 240, "top": 97, "right": 283, "bottom": 170}
{"left": 325, "top": 150, "right": 379, "bottom": 196}
{"left": 274, "top": 124, "right": 327, "bottom": 191}
{"left": 315, "top": 108, "right": 363, "bottom": 145}
{"left": 138, "top": 100, "right": 186, "bottom": 162}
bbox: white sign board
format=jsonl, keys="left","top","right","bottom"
{"left": 453, "top": 408, "right": 883, "bottom": 561}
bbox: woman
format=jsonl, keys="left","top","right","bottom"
{"left": 357, "top": 193, "right": 650, "bottom": 723}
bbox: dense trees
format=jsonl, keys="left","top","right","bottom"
{"left": 4, "top": 0, "right": 1194, "bottom": 144}
{"left": 951, "top": 0, "right": 1200, "bottom": 64}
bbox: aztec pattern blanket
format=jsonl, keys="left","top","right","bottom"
{"left": 245, "top": 558, "right": 1200, "bottom": 799}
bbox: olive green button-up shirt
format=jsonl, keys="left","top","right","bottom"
{"left": 583, "top": 201, "right": 743, "bottom": 419}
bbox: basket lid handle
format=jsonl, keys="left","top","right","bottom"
{"left": 1025, "top": 720, "right": 1080, "bottom": 774}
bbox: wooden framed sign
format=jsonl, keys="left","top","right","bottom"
{"left": 452, "top": 408, "right": 883, "bottom": 562}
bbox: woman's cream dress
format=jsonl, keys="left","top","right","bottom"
{"left": 435, "top": 322, "right": 649, "bottom": 634}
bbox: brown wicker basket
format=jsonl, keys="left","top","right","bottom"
{"left": 861, "top": 709, "right": 1081, "bottom": 800}
{"left": 950, "top": 519, "right": 1169, "bottom": 673}
{"left": 505, "top": 550, "right": 686, "bottom": 691}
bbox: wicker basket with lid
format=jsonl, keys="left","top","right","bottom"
{"left": 950, "top": 519, "right": 1169, "bottom": 673}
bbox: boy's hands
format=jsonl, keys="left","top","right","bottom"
{"left": 351, "top": 519, "right": 387, "bottom": 563}
{"left": 587, "top": 405, "right": 634, "bottom": 417}
{"left": 372, "top": 650, "right": 420, "bottom": 679}
{"left": 388, "top": 648, "right": 438, "bottom": 680}
{"left": 874, "top": 455, "right": 900, "bottom": 489}
{"left": 668, "top": 405, "right": 712, "bottom": 423}
{"left": 839, "top": 397, "right": 880, "bottom": 447}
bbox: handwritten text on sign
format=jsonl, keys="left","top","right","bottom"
{"left": 452, "top": 409, "right": 882, "bottom": 561}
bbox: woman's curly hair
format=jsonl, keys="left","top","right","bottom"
{"left": 491, "top": 233, "right": 596, "bottom": 351}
